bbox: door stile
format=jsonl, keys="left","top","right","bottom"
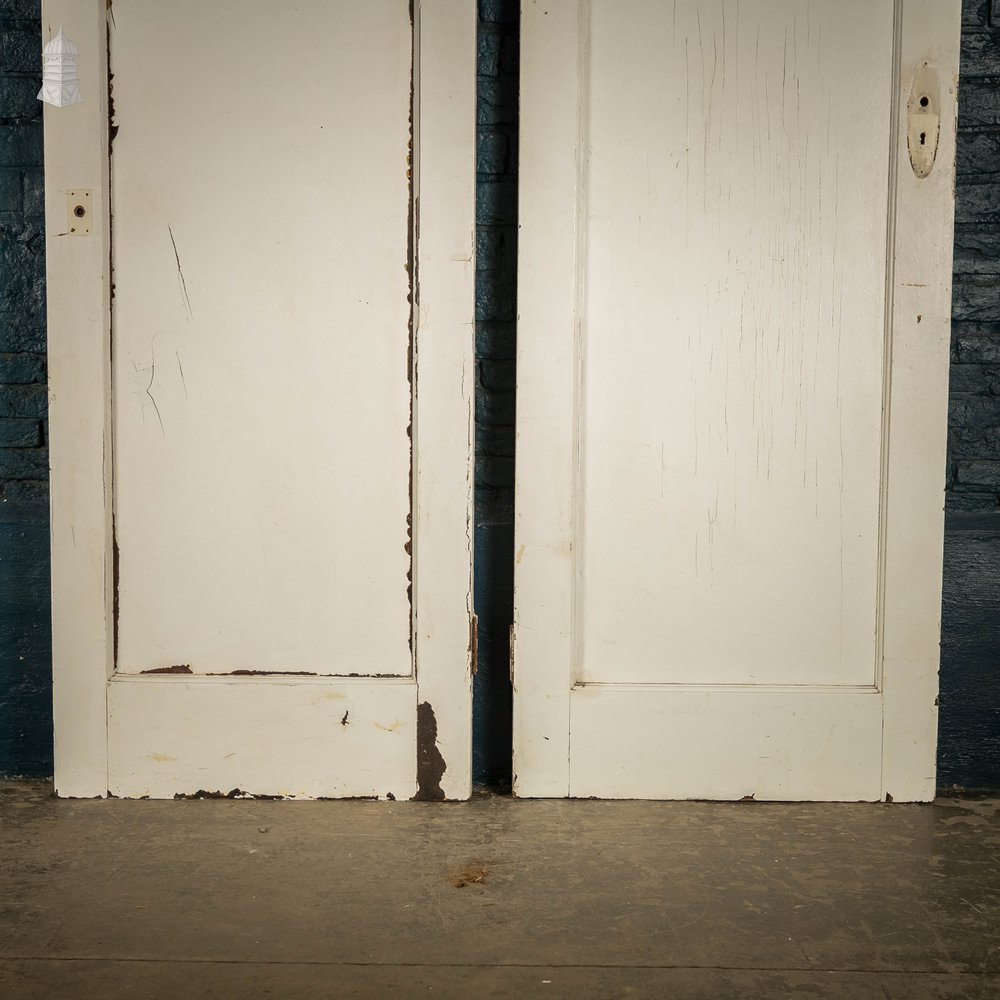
{"left": 44, "top": 0, "right": 113, "bottom": 798}
{"left": 411, "top": 0, "right": 477, "bottom": 800}
{"left": 879, "top": 0, "right": 961, "bottom": 801}
{"left": 512, "top": 0, "right": 583, "bottom": 798}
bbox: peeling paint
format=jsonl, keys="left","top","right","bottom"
{"left": 414, "top": 701, "right": 446, "bottom": 801}
{"left": 171, "top": 788, "right": 282, "bottom": 800}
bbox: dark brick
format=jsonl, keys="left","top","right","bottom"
{"left": 0, "top": 476, "right": 45, "bottom": 504}
{"left": 476, "top": 228, "right": 503, "bottom": 267}
{"left": 955, "top": 182, "right": 1000, "bottom": 226}
{"left": 476, "top": 424, "right": 514, "bottom": 458}
{"left": 946, "top": 491, "right": 999, "bottom": 511}
{"left": 0, "top": 0, "right": 40, "bottom": 19}
{"left": 963, "top": 0, "right": 991, "bottom": 28}
{"left": 475, "top": 322, "right": 516, "bottom": 361}
{"left": 477, "top": 130, "right": 508, "bottom": 176}
{"left": 0, "top": 76, "right": 39, "bottom": 121}
{"left": 954, "top": 331, "right": 1000, "bottom": 363}
{"left": 0, "top": 445, "right": 45, "bottom": 479}
{"left": 21, "top": 167, "right": 41, "bottom": 216}
{"left": 479, "top": 358, "right": 515, "bottom": 392}
{"left": 0, "top": 169, "right": 18, "bottom": 212}
{"left": 962, "top": 27, "right": 1000, "bottom": 76}
{"left": 478, "top": 0, "right": 518, "bottom": 26}
{"left": 0, "top": 124, "right": 41, "bottom": 167}
{"left": 477, "top": 29, "right": 502, "bottom": 78}
{"left": 959, "top": 77, "right": 1000, "bottom": 129}
{"left": 476, "top": 454, "right": 515, "bottom": 488}
{"left": 950, "top": 395, "right": 1000, "bottom": 439}
{"left": 0, "top": 324, "right": 44, "bottom": 353}
{"left": 954, "top": 225, "right": 1000, "bottom": 274}
{"left": 475, "top": 226, "right": 515, "bottom": 273}
{"left": 477, "top": 78, "right": 517, "bottom": 126}
{"left": 499, "top": 34, "right": 519, "bottom": 77}
{"left": 0, "top": 418, "right": 38, "bottom": 447}
{"left": 0, "top": 352, "right": 42, "bottom": 382}
{"left": 0, "top": 219, "right": 45, "bottom": 324}
{"left": 953, "top": 274, "right": 1000, "bottom": 322}
{"left": 476, "top": 387, "right": 515, "bottom": 426}
{"left": 957, "top": 130, "right": 1000, "bottom": 180}
{"left": 476, "top": 179, "right": 516, "bottom": 226}
{"left": 955, "top": 459, "right": 1000, "bottom": 491}
{"left": 475, "top": 273, "right": 515, "bottom": 323}
{"left": 0, "top": 382, "right": 45, "bottom": 418}
{"left": 1, "top": 29, "right": 40, "bottom": 73}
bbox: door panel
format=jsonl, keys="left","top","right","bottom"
{"left": 514, "top": 0, "right": 960, "bottom": 800}
{"left": 113, "top": 1, "right": 413, "bottom": 675}
{"left": 580, "top": 1, "right": 893, "bottom": 687}
{"left": 44, "top": 0, "right": 475, "bottom": 799}
{"left": 110, "top": 0, "right": 412, "bottom": 675}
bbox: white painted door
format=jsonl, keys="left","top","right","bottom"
{"left": 514, "top": 0, "right": 960, "bottom": 801}
{"left": 44, "top": 0, "right": 475, "bottom": 799}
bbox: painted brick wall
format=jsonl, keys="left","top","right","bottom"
{"left": 949, "top": 0, "right": 1000, "bottom": 510}
{"left": 0, "top": 0, "right": 52, "bottom": 778}
{"left": 473, "top": 0, "right": 517, "bottom": 788}
{"left": 937, "top": 0, "right": 1000, "bottom": 790}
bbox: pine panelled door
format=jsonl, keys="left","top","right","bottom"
{"left": 513, "top": 0, "right": 961, "bottom": 801}
{"left": 42, "top": 0, "right": 476, "bottom": 799}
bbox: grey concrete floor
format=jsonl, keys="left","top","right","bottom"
{"left": 1, "top": 783, "right": 999, "bottom": 998}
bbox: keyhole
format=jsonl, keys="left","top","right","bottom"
{"left": 73, "top": 204, "right": 86, "bottom": 218}
{"left": 919, "top": 132, "right": 927, "bottom": 146}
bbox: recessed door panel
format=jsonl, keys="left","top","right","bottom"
{"left": 514, "top": 0, "right": 960, "bottom": 801}
{"left": 580, "top": 1, "right": 891, "bottom": 686}
{"left": 112, "top": 2, "right": 412, "bottom": 675}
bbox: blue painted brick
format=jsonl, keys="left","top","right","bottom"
{"left": 963, "top": 27, "right": 1000, "bottom": 76}
{"left": 960, "top": 77, "right": 1000, "bottom": 129}
{"left": 0, "top": 383, "right": 46, "bottom": 418}
{"left": 475, "top": 179, "right": 516, "bottom": 226}
{"left": 476, "top": 424, "right": 514, "bottom": 458}
{"left": 0, "top": 445, "right": 45, "bottom": 478}
{"left": 0, "top": 126, "right": 42, "bottom": 167}
{"left": 478, "top": 359, "right": 515, "bottom": 392}
{"left": 21, "top": 167, "right": 41, "bottom": 216}
{"left": 956, "top": 182, "right": 1000, "bottom": 226}
{"left": 476, "top": 454, "right": 514, "bottom": 488}
{"left": 0, "top": 324, "right": 44, "bottom": 353}
{"left": 0, "top": 76, "right": 39, "bottom": 120}
{"left": 0, "top": 0, "right": 40, "bottom": 18}
{"left": 957, "top": 132, "right": 1000, "bottom": 180}
{"left": 475, "top": 322, "right": 515, "bottom": 361}
{"left": 476, "top": 388, "right": 515, "bottom": 427}
{"left": 478, "top": 0, "right": 517, "bottom": 26}
{"left": 963, "top": 0, "right": 990, "bottom": 28}
{"left": 954, "top": 275, "right": 1000, "bottom": 323}
{"left": 477, "top": 131, "right": 508, "bottom": 176}
{"left": 0, "top": 352, "right": 43, "bottom": 382}
{"left": 0, "top": 169, "right": 18, "bottom": 212}
{"left": 477, "top": 78, "right": 517, "bottom": 127}
{"left": 1, "top": 29, "right": 40, "bottom": 74}
{"left": 477, "top": 29, "right": 501, "bottom": 77}
{"left": 0, "top": 418, "right": 38, "bottom": 447}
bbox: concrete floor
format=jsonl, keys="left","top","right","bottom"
{"left": 1, "top": 783, "right": 999, "bottom": 998}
